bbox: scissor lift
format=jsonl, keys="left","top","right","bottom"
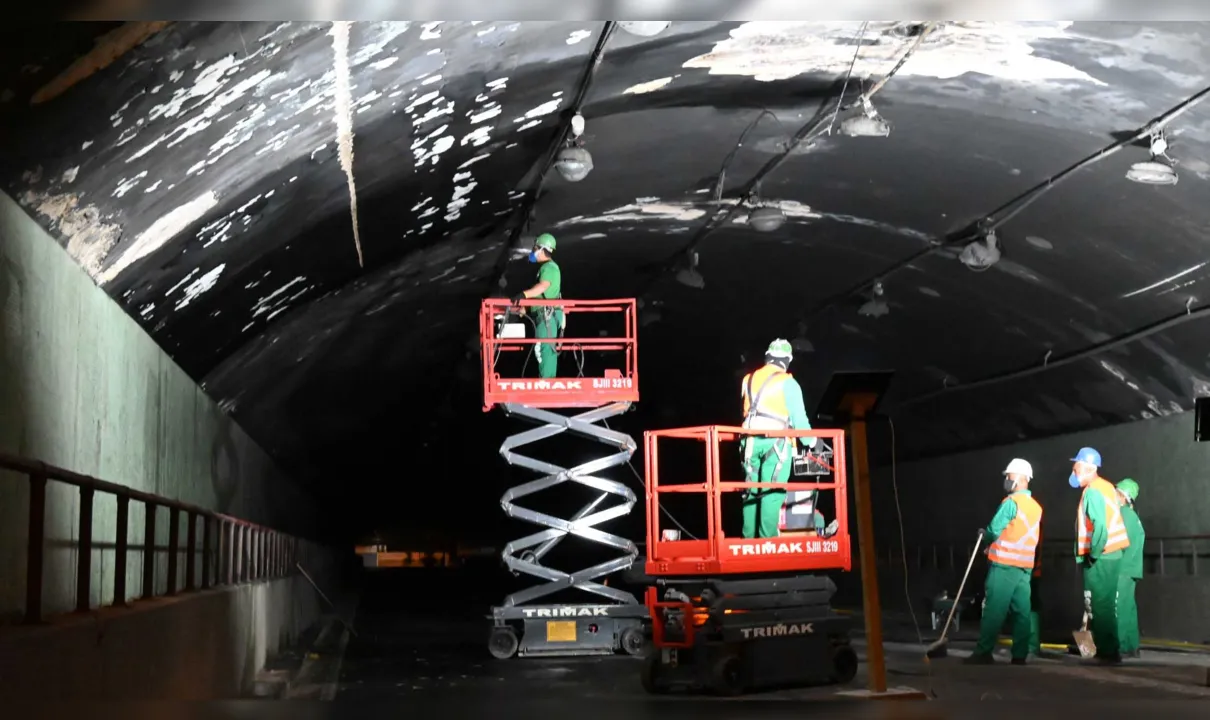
{"left": 480, "top": 297, "right": 648, "bottom": 659}
{"left": 640, "top": 426, "right": 857, "bottom": 695}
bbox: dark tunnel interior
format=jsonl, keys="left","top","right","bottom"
{"left": 2, "top": 20, "right": 1210, "bottom": 700}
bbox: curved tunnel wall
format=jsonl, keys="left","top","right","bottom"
{"left": 0, "top": 190, "right": 322, "bottom": 620}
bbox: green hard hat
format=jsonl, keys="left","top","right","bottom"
{"left": 766, "top": 338, "right": 793, "bottom": 358}
{"left": 534, "top": 233, "right": 556, "bottom": 252}
{"left": 1117, "top": 478, "right": 1139, "bottom": 502}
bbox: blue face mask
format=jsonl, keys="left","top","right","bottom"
{"left": 527, "top": 251, "right": 539, "bottom": 263}
{"left": 1068, "top": 472, "right": 1081, "bottom": 489}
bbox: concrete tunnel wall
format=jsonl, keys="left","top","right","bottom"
{"left": 0, "top": 188, "right": 334, "bottom": 693}
{"left": 861, "top": 411, "right": 1210, "bottom": 644}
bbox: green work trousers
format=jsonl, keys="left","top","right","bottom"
{"left": 1116, "top": 575, "right": 1139, "bottom": 654}
{"left": 1029, "top": 572, "right": 1042, "bottom": 655}
{"left": 740, "top": 437, "right": 792, "bottom": 539}
{"left": 975, "top": 563, "right": 1032, "bottom": 659}
{"left": 532, "top": 308, "right": 563, "bottom": 379}
{"left": 1083, "top": 557, "right": 1122, "bottom": 657}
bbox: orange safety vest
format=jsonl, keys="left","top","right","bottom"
{"left": 1076, "top": 477, "right": 1130, "bottom": 556}
{"left": 988, "top": 493, "right": 1043, "bottom": 570}
{"left": 740, "top": 364, "right": 792, "bottom": 431}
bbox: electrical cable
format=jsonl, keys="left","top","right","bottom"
{"left": 796, "top": 80, "right": 1210, "bottom": 331}
{"left": 895, "top": 301, "right": 1210, "bottom": 411}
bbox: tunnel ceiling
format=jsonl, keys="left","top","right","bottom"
{"left": 4, "top": 20, "right": 1210, "bottom": 486}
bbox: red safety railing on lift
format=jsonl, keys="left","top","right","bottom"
{"left": 479, "top": 297, "right": 639, "bottom": 411}
{"left": 0, "top": 451, "right": 323, "bottom": 624}
{"left": 643, "top": 426, "right": 853, "bottom": 576}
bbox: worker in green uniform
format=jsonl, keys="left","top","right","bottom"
{"left": 738, "top": 339, "right": 815, "bottom": 539}
{"left": 966, "top": 458, "right": 1043, "bottom": 665}
{"left": 511, "top": 233, "right": 563, "bottom": 378}
{"left": 1115, "top": 478, "right": 1145, "bottom": 658}
{"left": 1069, "top": 447, "right": 1130, "bottom": 664}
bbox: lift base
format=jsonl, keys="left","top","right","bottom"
{"left": 488, "top": 603, "right": 649, "bottom": 659}
{"left": 642, "top": 575, "right": 857, "bottom": 696}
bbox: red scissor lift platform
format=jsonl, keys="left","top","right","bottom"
{"left": 640, "top": 426, "right": 859, "bottom": 695}
{"left": 480, "top": 298, "right": 649, "bottom": 661}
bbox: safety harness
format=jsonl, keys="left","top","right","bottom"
{"left": 741, "top": 368, "right": 791, "bottom": 494}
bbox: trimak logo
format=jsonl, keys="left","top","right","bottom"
{"left": 520, "top": 606, "right": 608, "bottom": 618}
{"left": 727, "top": 539, "right": 840, "bottom": 556}
{"left": 739, "top": 622, "right": 814, "bottom": 639}
{"left": 496, "top": 380, "right": 583, "bottom": 391}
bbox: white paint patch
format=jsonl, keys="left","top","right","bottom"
{"left": 683, "top": 22, "right": 1106, "bottom": 85}
{"left": 624, "top": 76, "right": 674, "bottom": 94}
{"left": 516, "top": 119, "right": 541, "bottom": 132}
{"left": 918, "top": 286, "right": 941, "bottom": 297}
{"left": 477, "top": 26, "right": 496, "bottom": 36}
{"left": 413, "top": 124, "right": 454, "bottom": 165}
{"left": 567, "top": 29, "right": 592, "bottom": 45}
{"left": 420, "top": 22, "right": 443, "bottom": 40}
{"left": 370, "top": 57, "right": 399, "bottom": 70}
{"left": 1025, "top": 235, "right": 1053, "bottom": 250}
{"left": 412, "top": 95, "right": 455, "bottom": 126}
{"left": 330, "top": 21, "right": 365, "bottom": 267}
{"left": 636, "top": 196, "right": 660, "bottom": 203}
{"left": 555, "top": 202, "right": 708, "bottom": 226}
{"left": 453, "top": 171, "right": 472, "bottom": 182}
{"left": 485, "top": 78, "right": 508, "bottom": 91}
{"left": 139, "top": 303, "right": 155, "bottom": 318}
{"left": 61, "top": 167, "right": 78, "bottom": 183}
{"left": 252, "top": 276, "right": 307, "bottom": 317}
{"left": 470, "top": 104, "right": 502, "bottom": 124}
{"left": 457, "top": 153, "right": 491, "bottom": 169}
{"left": 461, "top": 126, "right": 491, "bottom": 147}
{"left": 144, "top": 179, "right": 162, "bottom": 193}
{"left": 583, "top": 233, "right": 607, "bottom": 239}
{"left": 99, "top": 191, "right": 219, "bottom": 284}
{"left": 174, "top": 264, "right": 225, "bottom": 311}
{"left": 112, "top": 171, "right": 148, "bottom": 198}
{"left": 166, "top": 268, "right": 199, "bottom": 296}
{"left": 411, "top": 196, "right": 433, "bottom": 212}
{"left": 520, "top": 99, "right": 562, "bottom": 120}
{"left": 81, "top": 140, "right": 93, "bottom": 150}
{"left": 422, "top": 74, "right": 443, "bottom": 85}
{"left": 1121, "top": 262, "right": 1208, "bottom": 298}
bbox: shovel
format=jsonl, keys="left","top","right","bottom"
{"left": 1072, "top": 612, "right": 1096, "bottom": 658}
{"left": 925, "top": 530, "right": 984, "bottom": 659}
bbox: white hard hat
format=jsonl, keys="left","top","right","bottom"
{"left": 1003, "top": 458, "right": 1033, "bottom": 478}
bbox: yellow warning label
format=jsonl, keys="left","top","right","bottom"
{"left": 546, "top": 620, "right": 577, "bottom": 642}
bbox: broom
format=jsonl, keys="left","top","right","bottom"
{"left": 925, "top": 530, "right": 984, "bottom": 659}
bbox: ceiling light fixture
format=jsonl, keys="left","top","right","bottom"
{"left": 1126, "top": 127, "right": 1178, "bottom": 185}
{"left": 858, "top": 281, "right": 889, "bottom": 317}
{"left": 675, "top": 251, "right": 705, "bottom": 289}
{"left": 554, "top": 113, "right": 593, "bottom": 182}
{"left": 958, "top": 229, "right": 1001, "bottom": 271}
{"left": 748, "top": 205, "right": 786, "bottom": 233}
{"left": 618, "top": 21, "right": 670, "bottom": 37}
{"left": 839, "top": 96, "right": 890, "bottom": 138}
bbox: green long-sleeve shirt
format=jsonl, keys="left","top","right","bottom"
{"left": 983, "top": 490, "right": 1030, "bottom": 547}
{"left": 1074, "top": 482, "right": 1124, "bottom": 563}
{"left": 781, "top": 376, "right": 814, "bottom": 448}
{"left": 1120, "top": 504, "right": 1145, "bottom": 579}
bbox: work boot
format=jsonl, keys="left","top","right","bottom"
{"left": 963, "top": 653, "right": 995, "bottom": 665}
{"left": 1123, "top": 649, "right": 1141, "bottom": 659}
{"left": 822, "top": 519, "right": 839, "bottom": 538}
{"left": 1010, "top": 658, "right": 1027, "bottom": 666}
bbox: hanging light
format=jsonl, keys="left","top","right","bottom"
{"left": 858, "top": 281, "right": 889, "bottom": 317}
{"left": 748, "top": 205, "right": 786, "bottom": 233}
{"left": 1127, "top": 128, "right": 1178, "bottom": 185}
{"left": 839, "top": 96, "right": 890, "bottom": 138}
{"left": 618, "top": 21, "right": 670, "bottom": 37}
{"left": 791, "top": 321, "right": 813, "bottom": 353}
{"left": 958, "top": 229, "right": 1001, "bottom": 271}
{"left": 554, "top": 145, "right": 593, "bottom": 182}
{"left": 675, "top": 251, "right": 704, "bottom": 289}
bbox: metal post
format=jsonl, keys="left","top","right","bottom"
{"left": 76, "top": 487, "right": 95, "bottom": 613}
{"left": 25, "top": 474, "right": 47, "bottom": 624}
{"left": 201, "top": 516, "right": 212, "bottom": 589}
{"left": 142, "top": 503, "right": 157, "bottom": 598}
{"left": 846, "top": 394, "right": 886, "bottom": 694}
{"left": 185, "top": 512, "right": 197, "bottom": 590}
{"left": 1159, "top": 539, "right": 1166, "bottom": 576}
{"left": 166, "top": 507, "right": 180, "bottom": 595}
{"left": 114, "top": 495, "right": 130, "bottom": 607}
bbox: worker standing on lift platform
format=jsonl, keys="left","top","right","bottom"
{"left": 510, "top": 233, "right": 563, "bottom": 378}
{"left": 739, "top": 339, "right": 817, "bottom": 539}
{"left": 966, "top": 458, "right": 1043, "bottom": 666}
{"left": 1115, "top": 478, "right": 1145, "bottom": 658}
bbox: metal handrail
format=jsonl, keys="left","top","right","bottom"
{"left": 0, "top": 450, "right": 322, "bottom": 624}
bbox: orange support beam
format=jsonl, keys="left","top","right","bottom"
{"left": 31, "top": 21, "right": 172, "bottom": 105}
{"left": 842, "top": 392, "right": 886, "bottom": 694}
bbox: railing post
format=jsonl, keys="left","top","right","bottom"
{"left": 1192, "top": 539, "right": 1198, "bottom": 577}
{"left": 1159, "top": 539, "right": 1166, "bottom": 576}
{"left": 25, "top": 474, "right": 47, "bottom": 624}
{"left": 237, "top": 525, "right": 246, "bottom": 582}
{"left": 185, "top": 512, "right": 198, "bottom": 591}
{"left": 166, "top": 507, "right": 180, "bottom": 595}
{"left": 201, "top": 516, "right": 212, "bottom": 589}
{"left": 225, "top": 522, "right": 235, "bottom": 585}
{"left": 143, "top": 502, "right": 157, "bottom": 598}
{"left": 113, "top": 495, "right": 130, "bottom": 607}
{"left": 76, "top": 486, "right": 95, "bottom": 613}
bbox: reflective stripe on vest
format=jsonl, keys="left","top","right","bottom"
{"left": 988, "top": 493, "right": 1043, "bottom": 569}
{"left": 1076, "top": 478, "right": 1130, "bottom": 555}
{"left": 741, "top": 365, "right": 791, "bottom": 431}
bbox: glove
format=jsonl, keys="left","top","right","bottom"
{"left": 509, "top": 293, "right": 525, "bottom": 304}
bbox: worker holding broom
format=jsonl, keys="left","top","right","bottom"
{"left": 965, "top": 458, "right": 1043, "bottom": 665}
